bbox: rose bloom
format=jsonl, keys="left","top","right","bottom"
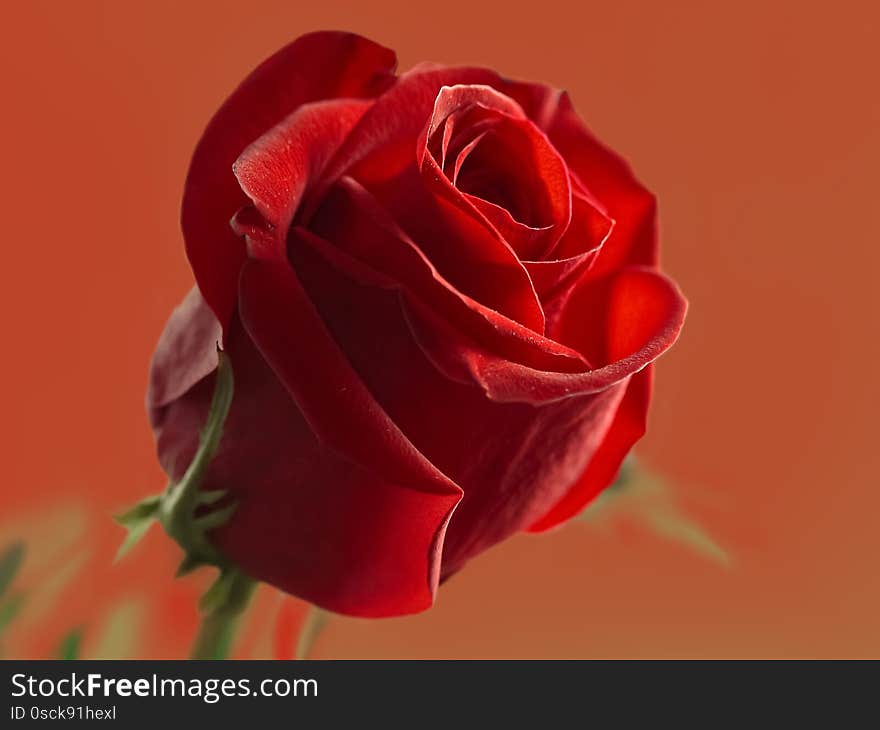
{"left": 149, "top": 31, "right": 686, "bottom": 617}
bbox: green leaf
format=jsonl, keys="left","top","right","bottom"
{"left": 577, "top": 459, "right": 730, "bottom": 566}
{"left": 190, "top": 570, "right": 256, "bottom": 660}
{"left": 91, "top": 600, "right": 144, "bottom": 659}
{"left": 114, "top": 495, "right": 161, "bottom": 526}
{"left": 57, "top": 628, "right": 83, "bottom": 660}
{"left": 0, "top": 593, "right": 25, "bottom": 635}
{"left": 113, "top": 496, "right": 161, "bottom": 562}
{"left": 114, "top": 520, "right": 154, "bottom": 562}
{"left": 0, "top": 542, "right": 25, "bottom": 599}
{"left": 641, "top": 503, "right": 731, "bottom": 566}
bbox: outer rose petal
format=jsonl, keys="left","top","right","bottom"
{"left": 149, "top": 289, "right": 461, "bottom": 617}
{"left": 527, "top": 367, "right": 651, "bottom": 532}
{"left": 319, "top": 66, "right": 505, "bottom": 184}
{"left": 401, "top": 265, "right": 685, "bottom": 404}
{"left": 147, "top": 287, "right": 221, "bottom": 413}
{"left": 527, "top": 267, "right": 689, "bottom": 529}
{"left": 182, "top": 31, "right": 396, "bottom": 330}
{"left": 230, "top": 98, "right": 374, "bottom": 261}
{"left": 237, "top": 259, "right": 460, "bottom": 501}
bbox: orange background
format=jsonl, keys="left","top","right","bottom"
{"left": 2, "top": 0, "right": 877, "bottom": 658}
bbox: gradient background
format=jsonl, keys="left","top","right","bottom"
{"left": 2, "top": 0, "right": 877, "bottom": 658}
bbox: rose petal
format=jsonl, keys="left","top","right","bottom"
{"left": 329, "top": 66, "right": 655, "bottom": 278}
{"left": 181, "top": 31, "right": 396, "bottom": 330}
{"left": 318, "top": 62, "right": 653, "bottom": 281}
{"left": 521, "top": 251, "right": 600, "bottom": 314}
{"left": 147, "top": 287, "right": 222, "bottom": 416}
{"left": 307, "top": 177, "right": 587, "bottom": 372}
{"left": 353, "top": 164, "right": 547, "bottom": 332}
{"left": 522, "top": 188, "right": 615, "bottom": 319}
{"left": 230, "top": 98, "right": 373, "bottom": 261}
{"left": 554, "top": 265, "right": 687, "bottom": 367}
{"left": 420, "top": 84, "right": 525, "bottom": 148}
{"left": 527, "top": 367, "right": 652, "bottom": 532}
{"left": 319, "top": 67, "right": 504, "bottom": 185}
{"left": 418, "top": 85, "right": 572, "bottom": 261}
{"left": 551, "top": 183, "right": 615, "bottom": 261}
{"left": 440, "top": 380, "right": 627, "bottom": 574}
{"left": 402, "top": 266, "right": 686, "bottom": 404}
{"left": 501, "top": 84, "right": 658, "bottom": 275}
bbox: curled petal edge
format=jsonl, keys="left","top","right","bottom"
{"left": 402, "top": 267, "right": 687, "bottom": 404}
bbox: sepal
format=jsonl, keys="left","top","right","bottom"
{"left": 115, "top": 349, "right": 238, "bottom": 570}
{"left": 113, "top": 496, "right": 160, "bottom": 561}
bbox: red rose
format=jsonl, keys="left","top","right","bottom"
{"left": 148, "top": 31, "right": 686, "bottom": 617}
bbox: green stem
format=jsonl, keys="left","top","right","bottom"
{"left": 190, "top": 572, "right": 256, "bottom": 660}
{"left": 296, "top": 606, "right": 330, "bottom": 659}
